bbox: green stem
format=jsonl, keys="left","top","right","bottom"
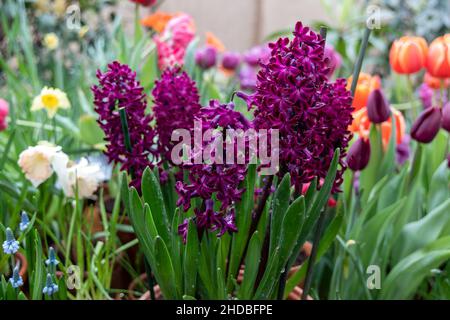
{"left": 301, "top": 210, "right": 328, "bottom": 300}
{"left": 350, "top": 27, "right": 371, "bottom": 97}
{"left": 406, "top": 74, "right": 417, "bottom": 120}
{"left": 119, "top": 106, "right": 156, "bottom": 300}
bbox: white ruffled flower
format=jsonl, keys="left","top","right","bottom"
{"left": 54, "top": 157, "right": 104, "bottom": 199}
{"left": 18, "top": 142, "right": 68, "bottom": 187}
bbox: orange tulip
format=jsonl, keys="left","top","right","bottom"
{"left": 349, "top": 107, "right": 405, "bottom": 148}
{"left": 424, "top": 72, "right": 450, "bottom": 89}
{"left": 389, "top": 36, "right": 428, "bottom": 74}
{"left": 347, "top": 73, "right": 381, "bottom": 111}
{"left": 141, "top": 11, "right": 177, "bottom": 33}
{"left": 426, "top": 34, "right": 450, "bottom": 78}
{"left": 206, "top": 32, "right": 225, "bottom": 52}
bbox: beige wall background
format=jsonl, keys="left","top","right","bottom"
{"left": 119, "top": 0, "right": 331, "bottom": 51}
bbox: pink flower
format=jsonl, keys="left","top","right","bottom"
{"left": 0, "top": 98, "right": 9, "bottom": 131}
{"left": 154, "top": 14, "right": 196, "bottom": 70}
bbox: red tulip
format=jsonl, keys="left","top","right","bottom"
{"left": 426, "top": 34, "right": 450, "bottom": 78}
{"left": 389, "top": 36, "right": 428, "bottom": 74}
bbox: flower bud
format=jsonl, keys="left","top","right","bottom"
{"left": 367, "top": 89, "right": 391, "bottom": 123}
{"left": 347, "top": 73, "right": 381, "bottom": 111}
{"left": 442, "top": 102, "right": 450, "bottom": 133}
{"left": 411, "top": 106, "right": 442, "bottom": 143}
{"left": 347, "top": 138, "right": 371, "bottom": 171}
{"left": 0, "top": 98, "right": 9, "bottom": 131}
{"left": 222, "top": 52, "right": 241, "bottom": 70}
{"left": 195, "top": 46, "right": 217, "bottom": 69}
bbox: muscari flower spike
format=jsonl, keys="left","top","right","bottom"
{"left": 9, "top": 265, "right": 24, "bottom": 288}
{"left": 2, "top": 228, "right": 19, "bottom": 255}
{"left": 42, "top": 273, "right": 58, "bottom": 296}
{"left": 45, "top": 247, "right": 59, "bottom": 267}
{"left": 19, "top": 212, "right": 30, "bottom": 232}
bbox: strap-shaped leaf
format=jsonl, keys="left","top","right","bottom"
{"left": 253, "top": 247, "right": 280, "bottom": 299}
{"left": 381, "top": 236, "right": 450, "bottom": 299}
{"left": 238, "top": 231, "right": 262, "bottom": 299}
{"left": 154, "top": 236, "right": 179, "bottom": 299}
{"left": 269, "top": 173, "right": 291, "bottom": 257}
{"left": 299, "top": 149, "right": 340, "bottom": 246}
{"left": 278, "top": 196, "right": 305, "bottom": 268}
{"left": 184, "top": 220, "right": 199, "bottom": 297}
{"left": 227, "top": 163, "right": 256, "bottom": 288}
{"left": 141, "top": 167, "right": 171, "bottom": 246}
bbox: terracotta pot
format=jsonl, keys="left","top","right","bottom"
{"left": 83, "top": 199, "right": 138, "bottom": 289}
{"left": 127, "top": 273, "right": 148, "bottom": 300}
{"left": 236, "top": 266, "right": 313, "bottom": 300}
{"left": 138, "top": 286, "right": 163, "bottom": 300}
{"left": 287, "top": 241, "right": 312, "bottom": 288}
{"left": 128, "top": 273, "right": 164, "bottom": 300}
{"left": 287, "top": 286, "right": 313, "bottom": 300}
{"left": 15, "top": 252, "right": 28, "bottom": 282}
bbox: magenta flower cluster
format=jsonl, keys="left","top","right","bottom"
{"left": 175, "top": 100, "right": 251, "bottom": 239}
{"left": 152, "top": 67, "right": 201, "bottom": 165}
{"left": 92, "top": 61, "right": 157, "bottom": 189}
{"left": 238, "top": 22, "right": 353, "bottom": 192}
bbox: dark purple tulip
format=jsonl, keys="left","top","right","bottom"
{"left": 411, "top": 106, "right": 442, "bottom": 143}
{"left": 367, "top": 89, "right": 391, "bottom": 123}
{"left": 195, "top": 46, "right": 217, "bottom": 69}
{"left": 447, "top": 154, "right": 450, "bottom": 168}
{"left": 442, "top": 102, "right": 450, "bottom": 132}
{"left": 347, "top": 138, "right": 371, "bottom": 171}
{"left": 222, "top": 52, "right": 240, "bottom": 70}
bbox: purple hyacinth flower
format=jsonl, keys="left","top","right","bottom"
{"left": 175, "top": 100, "right": 251, "bottom": 238}
{"left": 238, "top": 21, "right": 353, "bottom": 193}
{"left": 92, "top": 61, "right": 158, "bottom": 189}
{"left": 152, "top": 67, "right": 201, "bottom": 165}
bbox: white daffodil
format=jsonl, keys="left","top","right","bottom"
{"left": 31, "top": 86, "right": 70, "bottom": 118}
{"left": 54, "top": 157, "right": 104, "bottom": 199}
{"left": 17, "top": 142, "right": 67, "bottom": 187}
